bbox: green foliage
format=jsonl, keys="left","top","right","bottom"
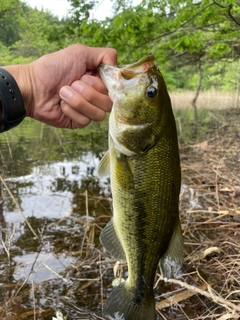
{"left": 0, "top": 0, "right": 23, "bottom": 46}
{"left": 173, "top": 33, "right": 204, "bottom": 53}
{"left": 0, "top": 1, "right": 73, "bottom": 65}
{"left": 67, "top": 0, "right": 95, "bottom": 25}
{"left": 0, "top": 41, "right": 35, "bottom": 65}
{"left": 207, "top": 43, "right": 231, "bottom": 59}
{"left": 1, "top": 0, "right": 240, "bottom": 93}
{"left": 70, "top": 0, "right": 240, "bottom": 92}
{"left": 12, "top": 8, "right": 66, "bottom": 57}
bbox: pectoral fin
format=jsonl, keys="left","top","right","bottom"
{"left": 100, "top": 219, "right": 126, "bottom": 262}
{"left": 97, "top": 151, "right": 110, "bottom": 178}
{"left": 160, "top": 217, "right": 184, "bottom": 278}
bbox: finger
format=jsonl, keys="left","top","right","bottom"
{"left": 71, "top": 80, "right": 112, "bottom": 112}
{"left": 69, "top": 44, "right": 118, "bottom": 70}
{"left": 96, "top": 47, "right": 118, "bottom": 66}
{"left": 80, "top": 75, "right": 108, "bottom": 94}
{"left": 59, "top": 85, "right": 108, "bottom": 122}
{"left": 85, "top": 46, "right": 118, "bottom": 68}
{"left": 60, "top": 101, "right": 91, "bottom": 128}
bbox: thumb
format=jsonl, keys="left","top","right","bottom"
{"left": 95, "top": 47, "right": 118, "bottom": 66}
{"left": 71, "top": 44, "right": 118, "bottom": 69}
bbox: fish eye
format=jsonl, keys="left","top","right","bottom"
{"left": 146, "top": 86, "right": 157, "bottom": 98}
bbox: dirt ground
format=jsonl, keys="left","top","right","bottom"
{"left": 158, "top": 108, "right": 240, "bottom": 319}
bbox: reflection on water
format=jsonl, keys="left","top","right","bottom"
{"left": 4, "top": 155, "right": 106, "bottom": 223}
{"left": 14, "top": 252, "right": 75, "bottom": 283}
{"left": 0, "top": 119, "right": 113, "bottom": 319}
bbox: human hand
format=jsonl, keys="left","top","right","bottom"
{"left": 5, "top": 44, "right": 117, "bottom": 129}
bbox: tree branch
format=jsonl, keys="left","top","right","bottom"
{"left": 128, "top": 2, "right": 215, "bottom": 50}
{"left": 213, "top": 0, "right": 240, "bottom": 26}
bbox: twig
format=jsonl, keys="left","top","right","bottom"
{"left": 156, "top": 282, "right": 209, "bottom": 309}
{"left": 53, "top": 128, "right": 70, "bottom": 159}
{"left": 158, "top": 276, "right": 240, "bottom": 313}
{"left": 4, "top": 133, "right": 12, "bottom": 159}
{"left": 0, "top": 176, "right": 39, "bottom": 239}
{"left": 32, "top": 281, "right": 36, "bottom": 320}
{"left": 42, "top": 263, "right": 68, "bottom": 282}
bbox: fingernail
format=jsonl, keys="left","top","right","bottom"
{"left": 60, "top": 87, "right": 72, "bottom": 99}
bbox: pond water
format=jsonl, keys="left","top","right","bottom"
{"left": 0, "top": 119, "right": 115, "bottom": 319}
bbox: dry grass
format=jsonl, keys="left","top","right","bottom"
{"left": 170, "top": 90, "right": 240, "bottom": 110}
{"left": 165, "top": 109, "right": 240, "bottom": 319}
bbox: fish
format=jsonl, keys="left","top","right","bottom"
{"left": 98, "top": 55, "right": 184, "bottom": 320}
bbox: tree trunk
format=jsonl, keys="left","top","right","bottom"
{"left": 191, "top": 62, "right": 202, "bottom": 125}
{"left": 235, "top": 65, "right": 239, "bottom": 108}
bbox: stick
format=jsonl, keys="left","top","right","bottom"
{"left": 157, "top": 277, "right": 240, "bottom": 313}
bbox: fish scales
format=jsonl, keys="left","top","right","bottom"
{"left": 98, "top": 56, "right": 184, "bottom": 320}
{"left": 113, "top": 139, "right": 178, "bottom": 284}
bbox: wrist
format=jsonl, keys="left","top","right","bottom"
{"left": 3, "top": 64, "right": 33, "bottom": 117}
{"left": 0, "top": 67, "right": 26, "bottom": 132}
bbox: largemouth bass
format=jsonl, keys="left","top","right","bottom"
{"left": 98, "top": 56, "right": 184, "bottom": 320}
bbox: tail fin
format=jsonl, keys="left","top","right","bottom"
{"left": 104, "top": 282, "right": 156, "bottom": 320}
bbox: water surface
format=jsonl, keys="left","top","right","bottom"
{"left": 0, "top": 119, "right": 113, "bottom": 319}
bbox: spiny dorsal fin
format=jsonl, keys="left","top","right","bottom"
{"left": 100, "top": 219, "right": 126, "bottom": 262}
{"left": 160, "top": 217, "right": 184, "bottom": 279}
{"left": 97, "top": 150, "right": 110, "bottom": 178}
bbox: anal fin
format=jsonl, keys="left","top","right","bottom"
{"left": 160, "top": 216, "right": 184, "bottom": 278}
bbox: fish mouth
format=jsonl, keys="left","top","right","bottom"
{"left": 99, "top": 55, "right": 156, "bottom": 104}
{"left": 99, "top": 54, "right": 154, "bottom": 70}
{"left": 99, "top": 55, "right": 155, "bottom": 81}
{"left": 119, "top": 55, "right": 155, "bottom": 69}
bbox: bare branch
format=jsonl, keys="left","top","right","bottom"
{"left": 191, "top": 61, "right": 202, "bottom": 124}
{"left": 213, "top": 0, "right": 240, "bottom": 26}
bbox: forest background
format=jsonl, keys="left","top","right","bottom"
{"left": 1, "top": 0, "right": 240, "bottom": 122}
